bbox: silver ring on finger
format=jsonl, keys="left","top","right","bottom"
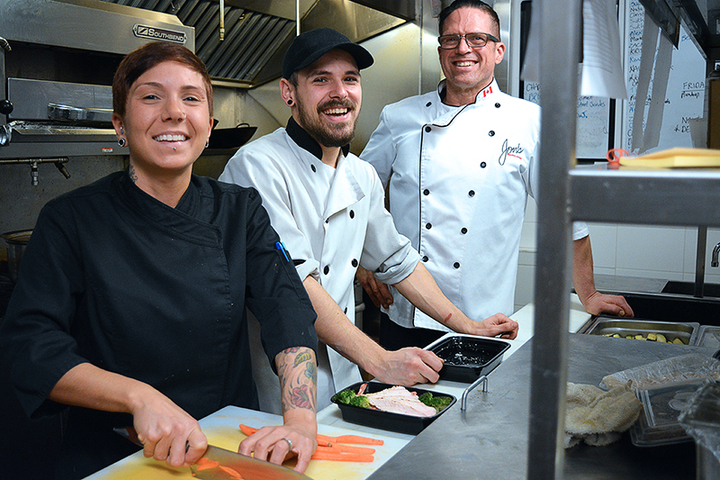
{"left": 282, "top": 437, "right": 293, "bottom": 451}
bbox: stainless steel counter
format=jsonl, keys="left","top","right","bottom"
{"left": 368, "top": 333, "right": 715, "bottom": 480}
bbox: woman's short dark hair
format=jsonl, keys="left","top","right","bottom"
{"left": 112, "top": 41, "right": 213, "bottom": 118}
{"left": 438, "top": 0, "right": 501, "bottom": 39}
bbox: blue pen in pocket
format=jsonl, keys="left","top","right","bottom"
{"left": 275, "top": 241, "right": 290, "bottom": 262}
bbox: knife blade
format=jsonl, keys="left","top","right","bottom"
{"left": 192, "top": 444, "right": 311, "bottom": 480}
{"left": 113, "top": 427, "right": 311, "bottom": 480}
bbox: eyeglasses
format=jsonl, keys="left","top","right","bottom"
{"left": 438, "top": 32, "right": 499, "bottom": 50}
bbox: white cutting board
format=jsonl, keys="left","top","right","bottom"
{"left": 86, "top": 405, "right": 408, "bottom": 480}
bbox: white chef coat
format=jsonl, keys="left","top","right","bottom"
{"left": 220, "top": 119, "right": 420, "bottom": 410}
{"left": 362, "top": 80, "right": 588, "bottom": 331}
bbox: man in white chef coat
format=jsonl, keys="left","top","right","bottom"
{"left": 219, "top": 28, "right": 518, "bottom": 411}
{"left": 359, "top": 0, "right": 634, "bottom": 350}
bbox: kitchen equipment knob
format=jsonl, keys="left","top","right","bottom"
{"left": 0, "top": 99, "right": 13, "bottom": 115}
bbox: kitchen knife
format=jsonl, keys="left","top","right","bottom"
{"left": 113, "top": 427, "right": 311, "bottom": 480}
{"left": 191, "top": 444, "right": 311, "bottom": 480}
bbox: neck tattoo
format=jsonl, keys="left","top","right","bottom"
{"left": 128, "top": 164, "right": 138, "bottom": 184}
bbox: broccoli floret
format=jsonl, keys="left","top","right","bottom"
{"left": 335, "top": 388, "right": 371, "bottom": 408}
{"left": 348, "top": 395, "right": 370, "bottom": 409}
{"left": 418, "top": 392, "right": 433, "bottom": 404}
{"left": 335, "top": 388, "right": 358, "bottom": 405}
{"left": 419, "top": 392, "right": 453, "bottom": 413}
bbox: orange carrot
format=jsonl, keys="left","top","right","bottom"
{"left": 238, "top": 424, "right": 259, "bottom": 437}
{"left": 311, "top": 451, "right": 375, "bottom": 462}
{"left": 239, "top": 424, "right": 383, "bottom": 447}
{"left": 316, "top": 433, "right": 384, "bottom": 445}
{"left": 218, "top": 465, "right": 245, "bottom": 479}
{"left": 316, "top": 444, "right": 376, "bottom": 455}
{"left": 333, "top": 434, "right": 384, "bottom": 445}
{"left": 195, "top": 457, "right": 219, "bottom": 471}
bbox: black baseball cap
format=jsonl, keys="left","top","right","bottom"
{"left": 282, "top": 28, "right": 374, "bottom": 79}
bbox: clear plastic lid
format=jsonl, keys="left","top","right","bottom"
{"left": 630, "top": 381, "right": 703, "bottom": 447}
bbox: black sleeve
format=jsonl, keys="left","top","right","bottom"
{"left": 242, "top": 190, "right": 318, "bottom": 372}
{"left": 0, "top": 202, "right": 88, "bottom": 417}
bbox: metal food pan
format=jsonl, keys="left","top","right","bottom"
{"left": 586, "top": 317, "right": 700, "bottom": 346}
{"left": 696, "top": 325, "right": 720, "bottom": 349}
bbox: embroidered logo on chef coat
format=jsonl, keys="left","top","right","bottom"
{"left": 482, "top": 85, "right": 493, "bottom": 97}
{"left": 498, "top": 139, "right": 524, "bottom": 166}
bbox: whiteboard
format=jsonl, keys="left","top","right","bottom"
{"left": 522, "top": 83, "right": 612, "bottom": 159}
{"left": 621, "top": 0, "right": 706, "bottom": 153}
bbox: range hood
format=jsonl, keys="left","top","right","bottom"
{"left": 0, "top": 0, "right": 195, "bottom": 160}
{"left": 97, "top": 0, "right": 412, "bottom": 88}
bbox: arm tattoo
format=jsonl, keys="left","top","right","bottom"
{"left": 277, "top": 347, "right": 317, "bottom": 413}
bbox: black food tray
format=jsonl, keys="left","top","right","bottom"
{"left": 425, "top": 335, "right": 510, "bottom": 383}
{"left": 331, "top": 382, "right": 456, "bottom": 435}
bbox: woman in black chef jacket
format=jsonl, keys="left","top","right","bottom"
{"left": 0, "top": 42, "right": 319, "bottom": 479}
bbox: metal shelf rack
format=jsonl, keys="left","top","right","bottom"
{"left": 528, "top": 1, "right": 720, "bottom": 479}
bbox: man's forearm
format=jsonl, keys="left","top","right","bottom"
{"left": 302, "top": 276, "right": 388, "bottom": 378}
{"left": 572, "top": 235, "right": 597, "bottom": 305}
{"left": 392, "top": 263, "right": 475, "bottom": 333}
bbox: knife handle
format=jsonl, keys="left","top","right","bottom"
{"left": 113, "top": 426, "right": 144, "bottom": 447}
{"left": 114, "top": 426, "right": 191, "bottom": 453}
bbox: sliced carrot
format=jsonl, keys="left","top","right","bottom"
{"left": 334, "top": 434, "right": 384, "bottom": 445}
{"left": 316, "top": 444, "right": 376, "bottom": 455}
{"left": 316, "top": 433, "right": 384, "bottom": 445}
{"left": 239, "top": 424, "right": 384, "bottom": 447}
{"left": 218, "top": 465, "right": 245, "bottom": 479}
{"left": 195, "top": 457, "right": 220, "bottom": 471}
{"left": 311, "top": 451, "right": 375, "bottom": 463}
{"left": 238, "top": 424, "right": 259, "bottom": 437}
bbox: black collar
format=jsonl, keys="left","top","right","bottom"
{"left": 285, "top": 116, "right": 350, "bottom": 161}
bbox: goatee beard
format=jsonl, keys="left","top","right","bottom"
{"left": 297, "top": 99, "right": 357, "bottom": 148}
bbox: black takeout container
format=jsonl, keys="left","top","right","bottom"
{"left": 425, "top": 335, "right": 510, "bottom": 383}
{"left": 331, "top": 382, "right": 456, "bottom": 435}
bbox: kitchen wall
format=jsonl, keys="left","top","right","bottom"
{"left": 515, "top": 199, "right": 720, "bottom": 311}
{"left": 0, "top": 157, "right": 126, "bottom": 256}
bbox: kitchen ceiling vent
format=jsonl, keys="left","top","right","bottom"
{"left": 98, "top": 0, "right": 411, "bottom": 88}
{"left": 99, "top": 0, "right": 302, "bottom": 87}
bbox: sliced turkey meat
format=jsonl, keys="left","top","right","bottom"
{"left": 364, "top": 386, "right": 437, "bottom": 417}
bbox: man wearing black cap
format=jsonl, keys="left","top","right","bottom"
{"left": 220, "top": 28, "right": 518, "bottom": 411}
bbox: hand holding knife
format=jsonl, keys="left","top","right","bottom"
{"left": 114, "top": 426, "right": 311, "bottom": 479}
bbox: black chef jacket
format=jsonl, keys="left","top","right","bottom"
{"left": 0, "top": 171, "right": 317, "bottom": 479}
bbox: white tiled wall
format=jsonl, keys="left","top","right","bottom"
{"left": 514, "top": 199, "right": 720, "bottom": 312}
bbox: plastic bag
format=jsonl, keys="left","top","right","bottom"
{"left": 600, "top": 354, "right": 720, "bottom": 392}
{"left": 678, "top": 382, "right": 720, "bottom": 465}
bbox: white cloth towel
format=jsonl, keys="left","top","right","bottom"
{"left": 565, "top": 382, "right": 642, "bottom": 448}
